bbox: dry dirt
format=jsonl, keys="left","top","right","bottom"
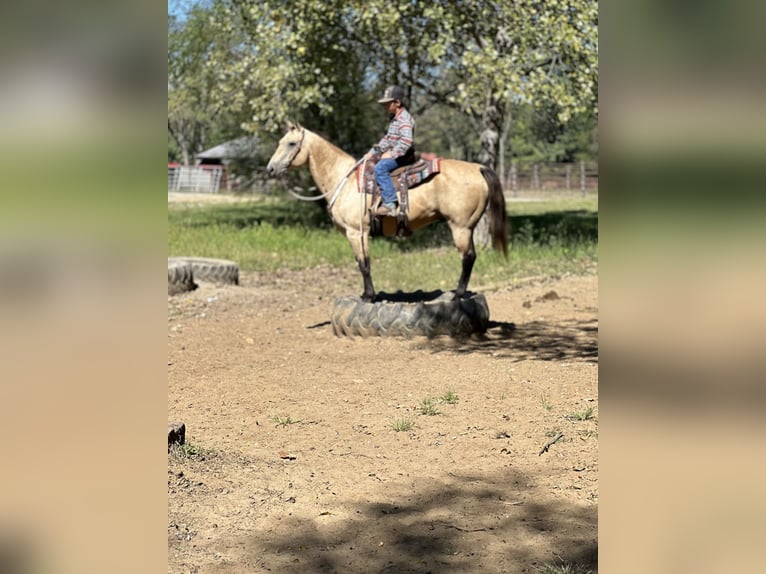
{"left": 168, "top": 263, "right": 598, "bottom": 574}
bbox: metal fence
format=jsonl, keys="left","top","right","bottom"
{"left": 504, "top": 160, "right": 598, "bottom": 194}
{"left": 168, "top": 165, "right": 224, "bottom": 193}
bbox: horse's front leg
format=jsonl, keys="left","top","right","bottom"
{"left": 347, "top": 230, "right": 375, "bottom": 301}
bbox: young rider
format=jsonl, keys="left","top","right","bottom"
{"left": 368, "top": 85, "right": 415, "bottom": 216}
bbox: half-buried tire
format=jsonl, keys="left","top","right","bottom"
{"left": 168, "top": 257, "right": 239, "bottom": 285}
{"left": 168, "top": 260, "right": 197, "bottom": 295}
{"left": 331, "top": 292, "right": 490, "bottom": 338}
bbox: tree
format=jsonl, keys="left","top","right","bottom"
{"left": 168, "top": 3, "right": 235, "bottom": 165}
{"left": 205, "top": 1, "right": 596, "bottom": 154}
{"left": 208, "top": 0, "right": 383, "bottom": 154}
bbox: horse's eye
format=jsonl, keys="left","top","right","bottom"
{"left": 288, "top": 142, "right": 296, "bottom": 147}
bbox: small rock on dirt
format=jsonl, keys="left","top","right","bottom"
{"left": 536, "top": 290, "right": 560, "bottom": 302}
{"left": 168, "top": 422, "right": 186, "bottom": 450}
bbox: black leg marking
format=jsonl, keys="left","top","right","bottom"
{"left": 455, "top": 248, "right": 476, "bottom": 298}
{"left": 357, "top": 257, "right": 375, "bottom": 301}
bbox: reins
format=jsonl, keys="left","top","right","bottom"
{"left": 286, "top": 187, "right": 325, "bottom": 201}
{"left": 286, "top": 128, "right": 364, "bottom": 212}
{"left": 327, "top": 156, "right": 365, "bottom": 211}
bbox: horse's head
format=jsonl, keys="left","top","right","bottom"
{"left": 266, "top": 122, "right": 308, "bottom": 176}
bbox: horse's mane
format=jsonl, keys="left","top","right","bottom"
{"left": 307, "top": 128, "right": 355, "bottom": 160}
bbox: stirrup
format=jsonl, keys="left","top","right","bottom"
{"left": 374, "top": 203, "right": 397, "bottom": 217}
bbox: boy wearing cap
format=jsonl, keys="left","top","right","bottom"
{"left": 368, "top": 85, "right": 416, "bottom": 217}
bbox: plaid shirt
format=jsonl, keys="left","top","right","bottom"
{"left": 376, "top": 108, "right": 415, "bottom": 159}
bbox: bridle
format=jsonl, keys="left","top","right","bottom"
{"left": 279, "top": 127, "right": 364, "bottom": 218}
{"left": 284, "top": 128, "right": 305, "bottom": 167}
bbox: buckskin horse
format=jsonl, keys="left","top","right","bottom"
{"left": 266, "top": 122, "right": 508, "bottom": 302}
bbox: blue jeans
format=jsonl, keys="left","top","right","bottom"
{"left": 374, "top": 158, "right": 402, "bottom": 206}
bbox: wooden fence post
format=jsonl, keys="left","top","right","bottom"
{"left": 509, "top": 163, "right": 517, "bottom": 196}
{"left": 580, "top": 160, "right": 586, "bottom": 196}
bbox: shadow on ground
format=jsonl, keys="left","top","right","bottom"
{"left": 239, "top": 469, "right": 597, "bottom": 573}
{"left": 425, "top": 317, "right": 599, "bottom": 363}
{"left": 321, "top": 289, "right": 597, "bottom": 363}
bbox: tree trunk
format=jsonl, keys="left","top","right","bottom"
{"left": 169, "top": 118, "right": 192, "bottom": 166}
{"left": 498, "top": 107, "right": 512, "bottom": 188}
{"left": 475, "top": 93, "right": 505, "bottom": 249}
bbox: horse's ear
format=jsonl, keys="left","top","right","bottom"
{"left": 286, "top": 120, "right": 296, "bottom": 131}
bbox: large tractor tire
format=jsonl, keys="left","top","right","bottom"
{"left": 168, "top": 260, "right": 197, "bottom": 295}
{"left": 331, "top": 292, "right": 490, "bottom": 338}
{"left": 168, "top": 257, "right": 239, "bottom": 285}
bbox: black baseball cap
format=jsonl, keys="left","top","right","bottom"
{"left": 377, "top": 85, "right": 405, "bottom": 103}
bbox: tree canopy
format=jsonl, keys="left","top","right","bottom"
{"left": 168, "top": 0, "right": 598, "bottom": 168}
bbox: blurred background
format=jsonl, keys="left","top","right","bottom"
{"left": 601, "top": 1, "right": 766, "bottom": 572}
{"left": 0, "top": 1, "right": 166, "bottom": 573}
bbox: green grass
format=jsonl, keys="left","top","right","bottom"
{"left": 168, "top": 196, "right": 597, "bottom": 291}
{"left": 566, "top": 406, "right": 596, "bottom": 421}
{"left": 419, "top": 398, "right": 441, "bottom": 416}
{"left": 440, "top": 389, "right": 459, "bottom": 404}
{"left": 272, "top": 415, "right": 301, "bottom": 427}
{"left": 170, "top": 442, "right": 210, "bottom": 459}
{"left": 391, "top": 417, "right": 415, "bottom": 432}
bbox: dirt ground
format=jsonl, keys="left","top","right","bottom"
{"left": 168, "top": 259, "right": 598, "bottom": 573}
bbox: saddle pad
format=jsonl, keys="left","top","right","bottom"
{"left": 357, "top": 157, "right": 441, "bottom": 194}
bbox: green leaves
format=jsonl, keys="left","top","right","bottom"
{"left": 169, "top": 0, "right": 597, "bottom": 165}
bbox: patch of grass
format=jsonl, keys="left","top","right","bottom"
{"left": 578, "top": 429, "right": 598, "bottom": 439}
{"left": 440, "top": 389, "right": 459, "bottom": 404}
{"left": 540, "top": 394, "right": 554, "bottom": 411}
{"left": 566, "top": 406, "right": 596, "bottom": 421}
{"left": 170, "top": 442, "right": 210, "bottom": 459}
{"left": 419, "top": 398, "right": 441, "bottom": 416}
{"left": 272, "top": 415, "right": 301, "bottom": 427}
{"left": 391, "top": 417, "right": 415, "bottom": 432}
{"left": 168, "top": 196, "right": 598, "bottom": 291}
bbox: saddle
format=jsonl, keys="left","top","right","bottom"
{"left": 358, "top": 153, "right": 442, "bottom": 237}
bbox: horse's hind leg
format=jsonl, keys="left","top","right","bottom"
{"left": 450, "top": 225, "right": 476, "bottom": 298}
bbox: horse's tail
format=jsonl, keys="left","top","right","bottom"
{"left": 481, "top": 167, "right": 509, "bottom": 259}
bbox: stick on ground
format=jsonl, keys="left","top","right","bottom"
{"left": 538, "top": 431, "right": 564, "bottom": 456}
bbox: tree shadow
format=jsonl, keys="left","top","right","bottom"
{"left": 508, "top": 210, "right": 598, "bottom": 244}
{"left": 240, "top": 468, "right": 597, "bottom": 573}
{"left": 170, "top": 202, "right": 597, "bottom": 256}
{"left": 423, "top": 317, "right": 599, "bottom": 363}
{"left": 326, "top": 289, "right": 597, "bottom": 363}
{"left": 383, "top": 209, "right": 598, "bottom": 252}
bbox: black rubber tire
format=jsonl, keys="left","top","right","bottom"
{"left": 168, "top": 260, "right": 197, "bottom": 295}
{"left": 331, "top": 292, "right": 490, "bottom": 338}
{"left": 168, "top": 257, "right": 239, "bottom": 285}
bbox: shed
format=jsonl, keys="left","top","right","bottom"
{"left": 195, "top": 136, "right": 261, "bottom": 165}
